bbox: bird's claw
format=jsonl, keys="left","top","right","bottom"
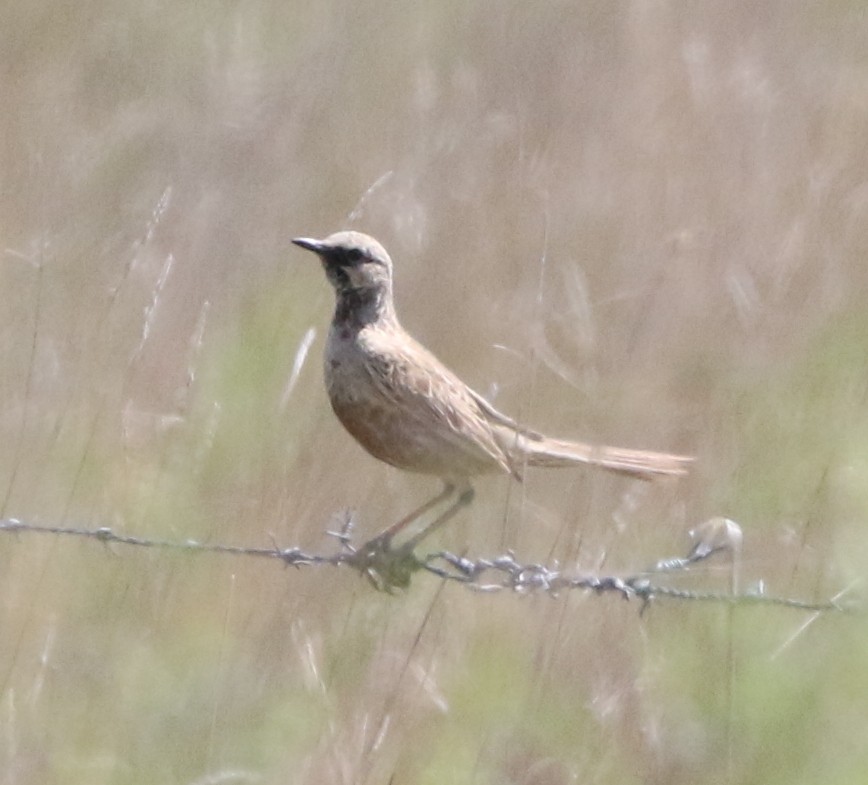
{"left": 346, "top": 533, "right": 424, "bottom": 591}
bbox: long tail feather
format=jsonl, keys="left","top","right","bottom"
{"left": 507, "top": 432, "right": 692, "bottom": 480}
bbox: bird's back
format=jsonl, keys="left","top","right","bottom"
{"left": 324, "top": 320, "right": 516, "bottom": 481}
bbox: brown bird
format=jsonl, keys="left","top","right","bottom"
{"left": 293, "top": 231, "right": 691, "bottom": 549}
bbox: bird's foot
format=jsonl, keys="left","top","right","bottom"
{"left": 346, "top": 533, "right": 424, "bottom": 592}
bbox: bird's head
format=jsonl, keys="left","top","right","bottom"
{"left": 292, "top": 231, "right": 394, "bottom": 298}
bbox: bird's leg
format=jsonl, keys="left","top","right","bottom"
{"left": 353, "top": 482, "right": 474, "bottom": 591}
{"left": 372, "top": 482, "right": 459, "bottom": 546}
{"left": 351, "top": 483, "right": 469, "bottom": 591}
{"left": 401, "top": 483, "right": 475, "bottom": 550}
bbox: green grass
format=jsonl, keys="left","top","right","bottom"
{"left": 2, "top": 1, "right": 868, "bottom": 783}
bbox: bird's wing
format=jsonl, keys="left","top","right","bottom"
{"left": 464, "top": 386, "right": 544, "bottom": 438}
{"left": 363, "top": 329, "right": 518, "bottom": 478}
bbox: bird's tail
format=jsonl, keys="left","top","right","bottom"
{"left": 507, "top": 431, "right": 692, "bottom": 480}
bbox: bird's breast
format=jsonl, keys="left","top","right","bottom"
{"left": 323, "top": 326, "right": 377, "bottom": 405}
{"left": 321, "top": 324, "right": 510, "bottom": 478}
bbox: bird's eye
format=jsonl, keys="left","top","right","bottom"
{"left": 345, "top": 248, "right": 363, "bottom": 264}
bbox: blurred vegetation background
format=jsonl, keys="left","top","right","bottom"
{"left": 2, "top": 1, "right": 868, "bottom": 783}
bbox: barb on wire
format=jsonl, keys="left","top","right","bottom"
{"left": 0, "top": 516, "right": 857, "bottom": 613}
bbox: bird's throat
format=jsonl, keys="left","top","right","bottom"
{"left": 333, "top": 286, "right": 396, "bottom": 330}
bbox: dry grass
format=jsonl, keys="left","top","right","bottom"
{"left": 2, "top": 1, "right": 868, "bottom": 783}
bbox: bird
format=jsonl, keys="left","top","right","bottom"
{"left": 292, "top": 231, "right": 691, "bottom": 550}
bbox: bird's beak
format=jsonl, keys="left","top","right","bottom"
{"left": 292, "top": 237, "right": 325, "bottom": 254}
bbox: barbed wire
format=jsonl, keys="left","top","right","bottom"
{"left": 0, "top": 516, "right": 857, "bottom": 612}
